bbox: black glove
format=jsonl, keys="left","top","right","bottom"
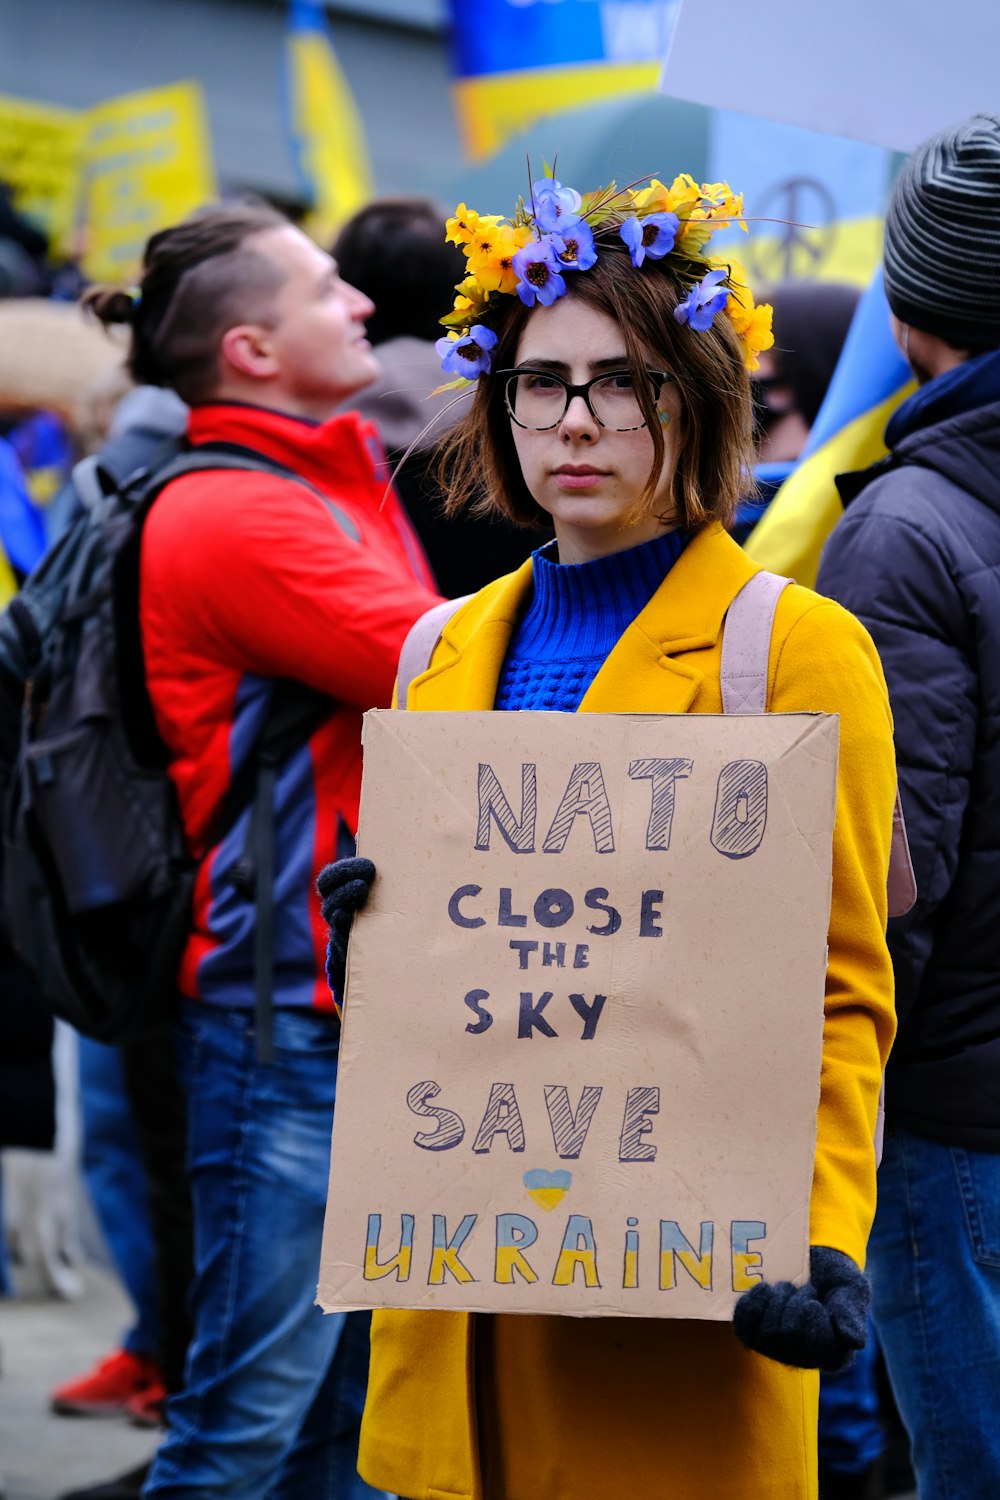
{"left": 317, "top": 857, "right": 376, "bottom": 1001}
{"left": 732, "top": 1246, "right": 870, "bottom": 1373}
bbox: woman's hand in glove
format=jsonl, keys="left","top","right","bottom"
{"left": 316, "top": 857, "right": 376, "bottom": 1001}
{"left": 732, "top": 1246, "right": 870, "bottom": 1372}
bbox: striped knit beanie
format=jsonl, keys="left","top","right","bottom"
{"left": 883, "top": 113, "right": 1000, "bottom": 348}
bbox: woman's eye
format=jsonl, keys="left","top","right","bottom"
{"left": 523, "top": 375, "right": 560, "bottom": 392}
{"left": 606, "top": 372, "right": 635, "bottom": 391}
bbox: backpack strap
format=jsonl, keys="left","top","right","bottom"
{"left": 70, "top": 454, "right": 114, "bottom": 512}
{"left": 396, "top": 595, "right": 473, "bottom": 709}
{"left": 136, "top": 444, "right": 362, "bottom": 543}
{"left": 720, "top": 570, "right": 791, "bottom": 714}
{"left": 887, "top": 796, "right": 917, "bottom": 920}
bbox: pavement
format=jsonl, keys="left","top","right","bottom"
{"left": 1, "top": 1267, "right": 159, "bottom": 1500}
{"left": 0, "top": 1265, "right": 920, "bottom": 1500}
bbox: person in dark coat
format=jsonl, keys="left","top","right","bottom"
{"left": 817, "top": 112, "right": 1000, "bottom": 1500}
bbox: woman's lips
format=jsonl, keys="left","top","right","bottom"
{"left": 552, "top": 465, "right": 609, "bottom": 491}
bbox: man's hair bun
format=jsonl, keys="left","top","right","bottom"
{"left": 82, "top": 285, "right": 138, "bottom": 329}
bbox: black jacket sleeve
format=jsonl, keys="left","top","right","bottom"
{"left": 817, "top": 483, "right": 976, "bottom": 1028}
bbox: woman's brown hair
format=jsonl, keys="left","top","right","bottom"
{"left": 436, "top": 241, "right": 755, "bottom": 533}
{"left": 82, "top": 201, "right": 287, "bottom": 407}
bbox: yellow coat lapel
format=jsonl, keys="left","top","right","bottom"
{"left": 409, "top": 523, "right": 763, "bottom": 716}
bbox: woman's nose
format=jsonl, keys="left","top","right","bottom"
{"left": 559, "top": 393, "right": 598, "bottom": 441}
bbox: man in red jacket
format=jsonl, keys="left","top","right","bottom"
{"left": 90, "top": 202, "right": 440, "bottom": 1498}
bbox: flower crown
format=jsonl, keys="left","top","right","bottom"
{"left": 435, "top": 171, "right": 774, "bottom": 387}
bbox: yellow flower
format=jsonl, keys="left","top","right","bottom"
{"left": 667, "top": 173, "right": 703, "bottom": 216}
{"left": 707, "top": 187, "right": 748, "bottom": 233}
{"left": 466, "top": 223, "right": 531, "bottom": 295}
{"left": 456, "top": 274, "right": 491, "bottom": 313}
{"left": 439, "top": 269, "right": 498, "bottom": 329}
{"left": 737, "top": 301, "right": 774, "bottom": 370}
{"left": 632, "top": 178, "right": 674, "bottom": 214}
{"left": 445, "top": 203, "right": 501, "bottom": 247}
{"left": 676, "top": 207, "right": 714, "bottom": 255}
{"left": 714, "top": 257, "right": 774, "bottom": 369}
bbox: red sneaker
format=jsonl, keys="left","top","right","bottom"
{"left": 50, "top": 1349, "right": 163, "bottom": 1417}
{"left": 125, "top": 1378, "right": 168, "bottom": 1429}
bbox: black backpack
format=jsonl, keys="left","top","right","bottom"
{"left": 0, "top": 442, "right": 351, "bottom": 1057}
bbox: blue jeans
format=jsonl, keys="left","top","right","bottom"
{"left": 144, "top": 1003, "right": 385, "bottom": 1500}
{"left": 79, "top": 1035, "right": 161, "bottom": 1359}
{"left": 869, "top": 1124, "right": 1000, "bottom": 1500}
{"left": 818, "top": 1318, "right": 883, "bottom": 1476}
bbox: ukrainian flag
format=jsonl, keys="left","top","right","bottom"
{"left": 745, "top": 270, "right": 915, "bottom": 587}
{"left": 0, "top": 436, "right": 44, "bottom": 604}
{"left": 449, "top": 0, "right": 671, "bottom": 161}
{"left": 284, "top": 0, "right": 373, "bottom": 241}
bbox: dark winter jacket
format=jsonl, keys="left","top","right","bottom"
{"left": 817, "top": 347, "right": 1000, "bottom": 1150}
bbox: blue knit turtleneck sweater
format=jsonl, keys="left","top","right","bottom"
{"left": 494, "top": 529, "right": 689, "bottom": 713}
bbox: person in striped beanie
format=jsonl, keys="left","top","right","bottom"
{"left": 818, "top": 112, "right": 1000, "bottom": 1500}
{"left": 883, "top": 111, "right": 1000, "bottom": 369}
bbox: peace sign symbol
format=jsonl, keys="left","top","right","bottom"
{"left": 745, "top": 177, "right": 838, "bottom": 282}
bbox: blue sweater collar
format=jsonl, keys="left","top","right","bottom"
{"left": 513, "top": 527, "right": 689, "bottom": 659}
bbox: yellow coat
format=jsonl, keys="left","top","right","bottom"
{"left": 360, "top": 523, "right": 897, "bottom": 1500}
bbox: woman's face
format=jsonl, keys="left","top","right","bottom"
{"left": 508, "top": 296, "right": 681, "bottom": 564}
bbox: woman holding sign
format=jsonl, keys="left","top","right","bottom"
{"left": 321, "top": 173, "right": 897, "bottom": 1500}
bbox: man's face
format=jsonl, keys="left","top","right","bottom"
{"left": 252, "top": 225, "right": 381, "bottom": 417}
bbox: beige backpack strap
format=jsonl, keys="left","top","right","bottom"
{"left": 396, "top": 595, "right": 472, "bottom": 710}
{"left": 720, "top": 570, "right": 791, "bottom": 713}
{"left": 887, "top": 795, "right": 917, "bottom": 918}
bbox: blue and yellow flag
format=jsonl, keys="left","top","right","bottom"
{"left": 745, "top": 270, "right": 915, "bottom": 587}
{"left": 0, "top": 436, "right": 46, "bottom": 603}
{"left": 448, "top": 0, "right": 674, "bottom": 161}
{"left": 284, "top": 0, "right": 373, "bottom": 242}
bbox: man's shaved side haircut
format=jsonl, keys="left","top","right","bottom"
{"left": 84, "top": 201, "right": 290, "bottom": 405}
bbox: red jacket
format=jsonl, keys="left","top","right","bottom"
{"left": 140, "top": 402, "right": 440, "bottom": 1009}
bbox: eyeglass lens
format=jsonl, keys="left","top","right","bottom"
{"left": 506, "top": 371, "right": 656, "bottom": 431}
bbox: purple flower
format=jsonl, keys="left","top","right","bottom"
{"left": 435, "top": 324, "right": 498, "bottom": 377}
{"left": 513, "top": 239, "right": 567, "bottom": 307}
{"left": 673, "top": 268, "right": 730, "bottom": 331}
{"left": 620, "top": 212, "right": 680, "bottom": 267}
{"left": 552, "top": 220, "right": 597, "bottom": 271}
{"left": 532, "top": 178, "right": 583, "bottom": 234}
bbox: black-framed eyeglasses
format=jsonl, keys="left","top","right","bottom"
{"left": 497, "top": 367, "right": 674, "bottom": 432}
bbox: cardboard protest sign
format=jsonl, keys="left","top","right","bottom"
{"left": 320, "top": 709, "right": 838, "bottom": 1321}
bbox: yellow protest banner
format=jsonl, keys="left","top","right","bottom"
{"left": 82, "top": 82, "right": 217, "bottom": 284}
{"left": 0, "top": 94, "right": 84, "bottom": 256}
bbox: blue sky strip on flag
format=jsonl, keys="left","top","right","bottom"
{"left": 449, "top": 0, "right": 679, "bottom": 75}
